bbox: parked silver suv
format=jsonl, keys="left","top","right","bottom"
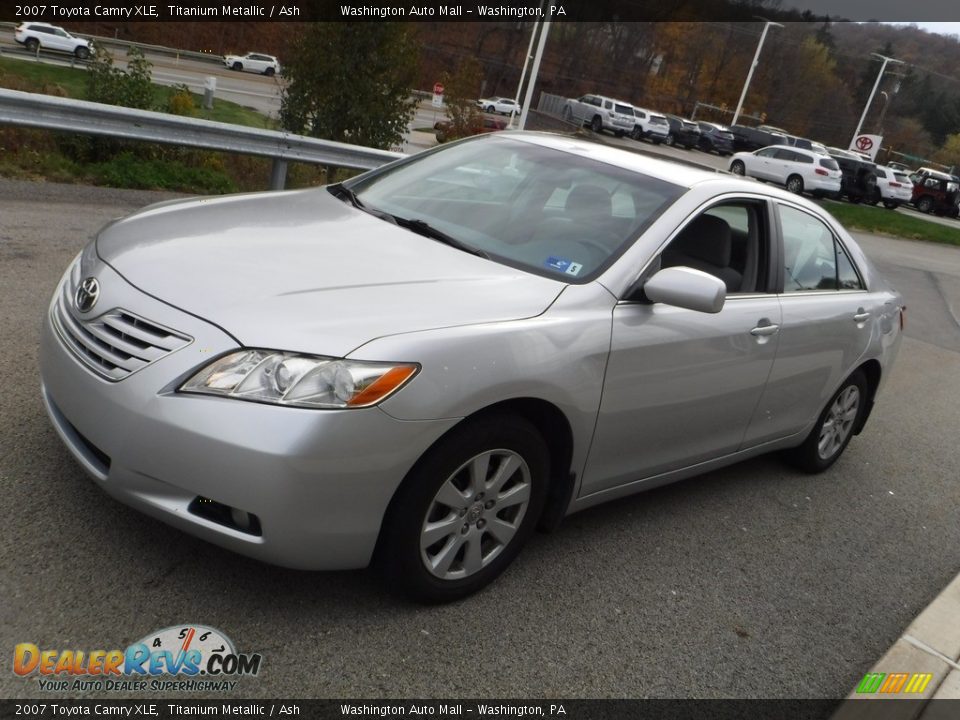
{"left": 563, "top": 94, "right": 636, "bottom": 136}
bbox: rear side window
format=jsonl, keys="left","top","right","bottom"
{"left": 778, "top": 205, "right": 863, "bottom": 292}
{"left": 774, "top": 149, "right": 797, "bottom": 161}
{"left": 615, "top": 104, "right": 633, "bottom": 115}
{"left": 819, "top": 159, "right": 839, "bottom": 170}
{"left": 794, "top": 153, "right": 814, "bottom": 164}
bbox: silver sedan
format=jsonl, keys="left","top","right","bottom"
{"left": 39, "top": 133, "right": 904, "bottom": 602}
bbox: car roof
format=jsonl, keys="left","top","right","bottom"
{"left": 501, "top": 131, "right": 735, "bottom": 189}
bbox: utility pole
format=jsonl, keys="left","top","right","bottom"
{"left": 518, "top": 18, "right": 551, "bottom": 131}
{"left": 850, "top": 53, "right": 904, "bottom": 147}
{"left": 731, "top": 19, "right": 782, "bottom": 127}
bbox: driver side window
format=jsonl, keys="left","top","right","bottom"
{"left": 657, "top": 201, "right": 768, "bottom": 295}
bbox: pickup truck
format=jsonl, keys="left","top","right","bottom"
{"left": 563, "top": 94, "right": 636, "bottom": 137}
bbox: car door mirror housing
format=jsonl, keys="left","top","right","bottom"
{"left": 643, "top": 267, "right": 727, "bottom": 313}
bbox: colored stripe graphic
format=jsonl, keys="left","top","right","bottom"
{"left": 880, "top": 673, "right": 909, "bottom": 693}
{"left": 856, "top": 673, "right": 885, "bottom": 693}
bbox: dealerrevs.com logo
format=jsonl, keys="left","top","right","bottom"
{"left": 13, "top": 625, "right": 263, "bottom": 693}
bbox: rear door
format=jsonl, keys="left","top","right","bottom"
{"left": 742, "top": 202, "right": 876, "bottom": 446}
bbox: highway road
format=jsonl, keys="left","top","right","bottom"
{"left": 2, "top": 178, "right": 960, "bottom": 701}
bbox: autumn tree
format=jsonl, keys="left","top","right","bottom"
{"left": 280, "top": 23, "right": 419, "bottom": 150}
{"left": 440, "top": 57, "right": 484, "bottom": 142}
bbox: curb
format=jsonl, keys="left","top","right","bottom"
{"left": 832, "top": 571, "right": 960, "bottom": 719}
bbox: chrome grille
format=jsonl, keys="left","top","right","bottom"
{"left": 52, "top": 264, "right": 192, "bottom": 381}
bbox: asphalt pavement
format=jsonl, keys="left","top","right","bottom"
{"left": 2, "top": 178, "right": 960, "bottom": 701}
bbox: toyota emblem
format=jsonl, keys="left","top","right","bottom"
{"left": 75, "top": 277, "right": 100, "bottom": 313}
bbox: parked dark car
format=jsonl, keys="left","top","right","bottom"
{"left": 696, "top": 122, "right": 734, "bottom": 155}
{"left": 434, "top": 115, "right": 506, "bottom": 143}
{"left": 729, "top": 124, "right": 786, "bottom": 153}
{"left": 827, "top": 148, "right": 879, "bottom": 203}
{"left": 663, "top": 115, "right": 701, "bottom": 148}
{"left": 909, "top": 168, "right": 960, "bottom": 217}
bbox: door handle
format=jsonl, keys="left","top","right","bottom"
{"left": 853, "top": 312, "right": 870, "bottom": 323}
{"left": 750, "top": 324, "right": 780, "bottom": 337}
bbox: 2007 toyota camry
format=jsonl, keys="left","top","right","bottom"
{"left": 40, "top": 132, "right": 904, "bottom": 602}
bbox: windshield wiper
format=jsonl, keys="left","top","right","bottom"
{"left": 392, "top": 216, "right": 489, "bottom": 259}
{"left": 331, "top": 183, "right": 365, "bottom": 209}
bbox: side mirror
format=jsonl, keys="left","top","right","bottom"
{"left": 643, "top": 267, "right": 726, "bottom": 314}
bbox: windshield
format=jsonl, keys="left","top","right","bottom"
{"left": 344, "top": 136, "right": 684, "bottom": 282}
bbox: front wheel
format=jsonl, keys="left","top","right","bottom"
{"left": 590, "top": 115, "right": 603, "bottom": 133}
{"left": 378, "top": 415, "right": 549, "bottom": 603}
{"left": 784, "top": 371, "right": 868, "bottom": 473}
{"left": 916, "top": 196, "right": 934, "bottom": 213}
{"left": 786, "top": 175, "right": 804, "bottom": 194}
{"left": 264, "top": 67, "right": 276, "bottom": 77}
{"left": 486, "top": 105, "right": 496, "bottom": 113}
{"left": 664, "top": 134, "right": 675, "bottom": 146}
{"left": 74, "top": 46, "right": 90, "bottom": 60}
{"left": 730, "top": 160, "right": 746, "bottom": 176}
{"left": 232, "top": 62, "right": 243, "bottom": 71}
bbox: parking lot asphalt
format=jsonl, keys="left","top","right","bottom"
{"left": 2, "top": 178, "right": 959, "bottom": 700}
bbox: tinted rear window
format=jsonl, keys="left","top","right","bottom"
{"left": 894, "top": 173, "right": 912, "bottom": 183}
{"left": 819, "top": 159, "right": 840, "bottom": 170}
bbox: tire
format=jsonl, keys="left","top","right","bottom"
{"left": 783, "top": 371, "right": 868, "bottom": 473}
{"left": 664, "top": 134, "right": 675, "bottom": 146}
{"left": 378, "top": 414, "right": 549, "bottom": 603}
{"left": 264, "top": 67, "right": 275, "bottom": 77}
{"left": 232, "top": 62, "right": 243, "bottom": 71}
{"left": 25, "top": 38, "right": 39, "bottom": 53}
{"left": 590, "top": 115, "right": 603, "bottom": 133}
{"left": 916, "top": 196, "right": 934, "bottom": 213}
{"left": 883, "top": 201, "right": 899, "bottom": 210}
{"left": 615, "top": 130, "right": 624, "bottom": 138}
{"left": 486, "top": 105, "right": 495, "bottom": 113}
{"left": 786, "top": 175, "right": 804, "bottom": 194}
{"left": 630, "top": 127, "right": 642, "bottom": 141}
{"left": 730, "top": 160, "right": 746, "bottom": 176}
{"left": 74, "top": 46, "right": 90, "bottom": 60}
{"left": 870, "top": 189, "right": 882, "bottom": 206}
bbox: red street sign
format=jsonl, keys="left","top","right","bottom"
{"left": 433, "top": 83, "right": 444, "bottom": 95}
{"left": 856, "top": 136, "right": 874, "bottom": 151}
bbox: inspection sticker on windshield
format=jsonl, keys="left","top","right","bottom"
{"left": 545, "top": 257, "right": 583, "bottom": 276}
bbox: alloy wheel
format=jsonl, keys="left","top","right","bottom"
{"left": 817, "top": 386, "right": 860, "bottom": 460}
{"left": 420, "top": 449, "right": 531, "bottom": 580}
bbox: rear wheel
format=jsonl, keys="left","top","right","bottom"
{"left": 883, "top": 201, "right": 899, "bottom": 210}
{"left": 264, "top": 67, "right": 275, "bottom": 77}
{"left": 25, "top": 38, "right": 39, "bottom": 53}
{"left": 730, "top": 160, "right": 746, "bottom": 176}
{"left": 378, "top": 415, "right": 549, "bottom": 603}
{"left": 784, "top": 370, "right": 868, "bottom": 473}
{"left": 786, "top": 175, "right": 804, "bottom": 194}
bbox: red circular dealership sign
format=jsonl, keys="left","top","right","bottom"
{"left": 433, "top": 83, "right": 444, "bottom": 95}
{"left": 855, "top": 136, "right": 874, "bottom": 151}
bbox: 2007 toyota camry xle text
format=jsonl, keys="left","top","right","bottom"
{"left": 40, "top": 132, "right": 904, "bottom": 602}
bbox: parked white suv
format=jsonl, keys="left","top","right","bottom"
{"left": 872, "top": 166, "right": 914, "bottom": 209}
{"left": 223, "top": 52, "right": 281, "bottom": 76}
{"left": 14, "top": 22, "right": 91, "bottom": 59}
{"left": 729, "top": 145, "right": 842, "bottom": 197}
{"left": 562, "top": 94, "right": 635, "bottom": 136}
{"left": 631, "top": 108, "right": 670, "bottom": 143}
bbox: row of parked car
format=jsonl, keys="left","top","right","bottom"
{"left": 558, "top": 94, "right": 960, "bottom": 218}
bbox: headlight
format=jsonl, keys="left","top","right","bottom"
{"left": 180, "top": 350, "right": 418, "bottom": 409}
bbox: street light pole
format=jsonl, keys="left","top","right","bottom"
{"left": 518, "top": 18, "right": 551, "bottom": 131}
{"left": 731, "top": 20, "right": 782, "bottom": 127}
{"left": 508, "top": 18, "right": 541, "bottom": 130}
{"left": 850, "top": 53, "right": 904, "bottom": 148}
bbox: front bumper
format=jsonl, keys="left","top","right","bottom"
{"left": 39, "top": 259, "right": 458, "bottom": 570}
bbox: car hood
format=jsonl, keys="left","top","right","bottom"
{"left": 96, "top": 188, "right": 565, "bottom": 356}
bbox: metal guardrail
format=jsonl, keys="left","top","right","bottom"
{"left": 0, "top": 88, "right": 404, "bottom": 189}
